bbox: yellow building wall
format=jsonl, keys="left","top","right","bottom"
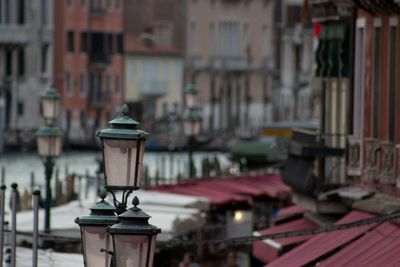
{"left": 124, "top": 55, "right": 183, "bottom": 118}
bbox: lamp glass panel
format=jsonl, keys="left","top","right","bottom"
{"left": 103, "top": 139, "right": 145, "bottom": 188}
{"left": 42, "top": 99, "right": 59, "bottom": 120}
{"left": 186, "top": 94, "right": 196, "bottom": 108}
{"left": 82, "top": 225, "right": 112, "bottom": 267}
{"left": 183, "top": 121, "right": 201, "bottom": 136}
{"left": 193, "top": 120, "right": 201, "bottom": 135}
{"left": 37, "top": 136, "right": 62, "bottom": 157}
{"left": 113, "top": 234, "right": 156, "bottom": 267}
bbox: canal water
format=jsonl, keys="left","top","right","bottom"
{"left": 0, "top": 150, "right": 230, "bottom": 191}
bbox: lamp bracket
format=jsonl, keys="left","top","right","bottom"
{"left": 108, "top": 189, "right": 133, "bottom": 215}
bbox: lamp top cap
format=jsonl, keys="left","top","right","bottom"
{"left": 108, "top": 196, "right": 161, "bottom": 235}
{"left": 109, "top": 104, "right": 140, "bottom": 128}
{"left": 185, "top": 84, "right": 198, "bottom": 95}
{"left": 75, "top": 190, "right": 118, "bottom": 226}
{"left": 97, "top": 104, "right": 148, "bottom": 140}
{"left": 41, "top": 87, "right": 61, "bottom": 100}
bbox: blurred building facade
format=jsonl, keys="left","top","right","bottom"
{"left": 283, "top": 0, "right": 400, "bottom": 219}
{"left": 185, "top": 0, "right": 315, "bottom": 137}
{"left": 0, "top": 0, "right": 53, "bottom": 150}
{"left": 186, "top": 0, "right": 275, "bottom": 136}
{"left": 272, "top": 0, "right": 314, "bottom": 122}
{"left": 123, "top": 34, "right": 183, "bottom": 129}
{"left": 53, "top": 0, "right": 124, "bottom": 146}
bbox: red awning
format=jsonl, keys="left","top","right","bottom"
{"left": 148, "top": 174, "right": 291, "bottom": 207}
{"left": 253, "top": 218, "right": 316, "bottom": 264}
{"left": 266, "top": 211, "right": 377, "bottom": 267}
{"left": 319, "top": 221, "right": 400, "bottom": 267}
{"left": 274, "top": 205, "right": 306, "bottom": 222}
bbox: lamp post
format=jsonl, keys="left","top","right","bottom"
{"left": 36, "top": 87, "right": 62, "bottom": 233}
{"left": 183, "top": 85, "right": 202, "bottom": 178}
{"left": 76, "top": 104, "right": 161, "bottom": 267}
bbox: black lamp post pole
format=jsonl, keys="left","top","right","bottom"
{"left": 44, "top": 156, "right": 54, "bottom": 233}
{"left": 188, "top": 135, "right": 194, "bottom": 179}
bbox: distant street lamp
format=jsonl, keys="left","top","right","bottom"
{"left": 36, "top": 87, "right": 62, "bottom": 233}
{"left": 183, "top": 85, "right": 202, "bottom": 178}
{"left": 77, "top": 104, "right": 161, "bottom": 267}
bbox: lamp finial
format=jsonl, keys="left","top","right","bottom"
{"left": 121, "top": 104, "right": 129, "bottom": 117}
{"left": 132, "top": 196, "right": 140, "bottom": 208}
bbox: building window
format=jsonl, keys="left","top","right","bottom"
{"left": 67, "top": 31, "right": 74, "bottom": 52}
{"left": 5, "top": 49, "right": 12, "bottom": 77}
{"left": 115, "top": 0, "right": 121, "bottom": 8}
{"left": 67, "top": 0, "right": 73, "bottom": 7}
{"left": 154, "top": 21, "right": 173, "bottom": 47}
{"left": 388, "top": 24, "right": 397, "bottom": 142}
{"left": 116, "top": 34, "right": 123, "bottom": 53}
{"left": 107, "top": 0, "right": 112, "bottom": 8}
{"left": 81, "top": 32, "right": 88, "bottom": 53}
{"left": 190, "top": 21, "right": 197, "bottom": 55}
{"left": 4, "top": 0, "right": 10, "bottom": 23}
{"left": 18, "top": 48, "right": 25, "bottom": 77}
{"left": 219, "top": 21, "right": 240, "bottom": 57}
{"left": 66, "top": 72, "right": 73, "bottom": 95}
{"left": 17, "top": 102, "right": 24, "bottom": 116}
{"left": 81, "top": 0, "right": 86, "bottom": 7}
{"left": 115, "top": 75, "right": 120, "bottom": 94}
{"left": 80, "top": 73, "right": 86, "bottom": 96}
{"left": 41, "top": 44, "right": 49, "bottom": 74}
{"left": 18, "top": 0, "right": 25, "bottom": 24}
{"left": 262, "top": 24, "right": 269, "bottom": 57}
{"left": 242, "top": 23, "right": 250, "bottom": 52}
{"left": 106, "top": 74, "right": 112, "bottom": 98}
{"left": 80, "top": 110, "right": 85, "bottom": 128}
{"left": 41, "top": 0, "right": 48, "bottom": 26}
{"left": 108, "top": 33, "right": 113, "bottom": 54}
{"left": 209, "top": 22, "right": 216, "bottom": 56}
{"left": 372, "top": 25, "right": 381, "bottom": 139}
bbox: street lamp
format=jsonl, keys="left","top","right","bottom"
{"left": 183, "top": 85, "right": 202, "bottom": 178}
{"left": 36, "top": 87, "right": 62, "bottom": 233}
{"left": 108, "top": 196, "right": 160, "bottom": 267}
{"left": 75, "top": 104, "right": 161, "bottom": 266}
{"left": 185, "top": 84, "right": 198, "bottom": 108}
{"left": 75, "top": 190, "right": 118, "bottom": 267}
{"left": 97, "top": 104, "right": 148, "bottom": 214}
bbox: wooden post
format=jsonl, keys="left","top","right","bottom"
{"left": 85, "top": 169, "right": 90, "bottom": 199}
{"left": 30, "top": 172, "right": 35, "bottom": 192}
{"left": 1, "top": 167, "right": 5, "bottom": 185}
{"left": 170, "top": 154, "right": 174, "bottom": 183}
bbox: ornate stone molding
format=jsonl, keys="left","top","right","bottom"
{"left": 347, "top": 135, "right": 362, "bottom": 176}
{"left": 379, "top": 141, "right": 395, "bottom": 184}
{"left": 363, "top": 138, "right": 380, "bottom": 180}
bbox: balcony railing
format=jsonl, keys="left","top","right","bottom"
{"left": 90, "top": 7, "right": 106, "bottom": 17}
{"left": 364, "top": 138, "right": 380, "bottom": 180}
{"left": 347, "top": 136, "right": 362, "bottom": 176}
{"left": 0, "top": 25, "right": 30, "bottom": 44}
{"left": 89, "top": 53, "right": 111, "bottom": 67}
{"left": 139, "top": 80, "right": 167, "bottom": 97}
{"left": 186, "top": 56, "right": 205, "bottom": 71}
{"left": 210, "top": 56, "right": 253, "bottom": 72}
